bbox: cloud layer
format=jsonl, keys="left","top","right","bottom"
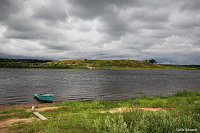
{"left": 0, "top": 0, "right": 200, "bottom": 64}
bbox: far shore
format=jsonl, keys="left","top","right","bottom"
{"left": 1, "top": 58, "right": 200, "bottom": 70}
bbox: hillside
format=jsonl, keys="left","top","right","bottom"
{"left": 48, "top": 59, "right": 160, "bottom": 69}
{"left": 48, "top": 59, "right": 200, "bottom": 70}
{"left": 0, "top": 58, "right": 200, "bottom": 70}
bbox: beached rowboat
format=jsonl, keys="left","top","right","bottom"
{"left": 34, "top": 94, "right": 54, "bottom": 102}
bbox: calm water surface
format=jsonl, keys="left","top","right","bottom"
{"left": 0, "top": 68, "right": 200, "bottom": 105}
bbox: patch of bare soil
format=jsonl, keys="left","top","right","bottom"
{"left": 0, "top": 113, "right": 14, "bottom": 117}
{"left": 140, "top": 108, "right": 164, "bottom": 112}
{"left": 87, "top": 66, "right": 93, "bottom": 69}
{"left": 34, "top": 106, "right": 60, "bottom": 111}
{"left": 0, "top": 103, "right": 52, "bottom": 111}
{"left": 27, "top": 106, "right": 61, "bottom": 112}
{"left": 101, "top": 107, "right": 132, "bottom": 113}
{"left": 100, "top": 107, "right": 173, "bottom": 113}
{"left": 0, "top": 128, "right": 10, "bottom": 133}
{"left": 0, "top": 117, "right": 35, "bottom": 128}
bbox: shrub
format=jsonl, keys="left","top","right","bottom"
{"left": 175, "top": 90, "right": 200, "bottom": 97}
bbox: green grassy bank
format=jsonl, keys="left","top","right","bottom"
{"left": 1, "top": 58, "right": 200, "bottom": 70}
{"left": 0, "top": 90, "right": 200, "bottom": 133}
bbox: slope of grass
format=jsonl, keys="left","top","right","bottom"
{"left": 1, "top": 58, "right": 200, "bottom": 70}
{"left": 1, "top": 90, "right": 199, "bottom": 133}
{"left": 48, "top": 59, "right": 200, "bottom": 70}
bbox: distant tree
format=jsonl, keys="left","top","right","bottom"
{"left": 145, "top": 59, "right": 157, "bottom": 64}
{"left": 149, "top": 59, "right": 157, "bottom": 64}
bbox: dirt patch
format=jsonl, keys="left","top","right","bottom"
{"left": 34, "top": 106, "right": 60, "bottom": 112}
{"left": 27, "top": 106, "right": 61, "bottom": 112}
{"left": 140, "top": 108, "right": 164, "bottom": 112}
{"left": 0, "top": 117, "right": 35, "bottom": 128}
{"left": 0, "top": 113, "right": 14, "bottom": 117}
{"left": 101, "top": 108, "right": 132, "bottom": 113}
{"left": 100, "top": 107, "right": 173, "bottom": 113}
{"left": 0, "top": 128, "right": 10, "bottom": 133}
{"left": 87, "top": 66, "right": 94, "bottom": 69}
{"left": 0, "top": 103, "right": 52, "bottom": 111}
{"left": 0, "top": 104, "right": 62, "bottom": 113}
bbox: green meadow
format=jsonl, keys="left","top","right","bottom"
{"left": 0, "top": 90, "right": 199, "bottom": 133}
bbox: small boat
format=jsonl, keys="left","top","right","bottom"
{"left": 34, "top": 94, "right": 54, "bottom": 102}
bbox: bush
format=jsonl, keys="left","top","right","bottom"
{"left": 175, "top": 90, "right": 200, "bottom": 97}
{"left": 145, "top": 59, "right": 157, "bottom": 64}
{"left": 93, "top": 115, "right": 129, "bottom": 133}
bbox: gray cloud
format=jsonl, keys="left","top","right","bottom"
{"left": 0, "top": 0, "right": 24, "bottom": 21}
{"left": 180, "top": 0, "right": 200, "bottom": 11}
{"left": 32, "top": 0, "right": 68, "bottom": 22}
{"left": 0, "top": 0, "right": 200, "bottom": 64}
{"left": 66, "top": 0, "right": 137, "bottom": 19}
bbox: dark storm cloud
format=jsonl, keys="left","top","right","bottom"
{"left": 180, "top": 0, "right": 200, "bottom": 11}
{"left": 0, "top": 0, "right": 200, "bottom": 64}
{"left": 66, "top": 0, "right": 171, "bottom": 40}
{"left": 66, "top": 0, "right": 136, "bottom": 19}
{"left": 0, "top": 0, "right": 68, "bottom": 41}
{"left": 0, "top": 0, "right": 24, "bottom": 21}
{"left": 32, "top": 0, "right": 68, "bottom": 22}
{"left": 131, "top": 9, "right": 169, "bottom": 23}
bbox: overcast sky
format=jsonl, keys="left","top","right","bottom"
{"left": 0, "top": 0, "right": 200, "bottom": 64}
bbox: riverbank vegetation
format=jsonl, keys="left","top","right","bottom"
{"left": 0, "top": 90, "right": 199, "bottom": 132}
{"left": 0, "top": 58, "right": 200, "bottom": 70}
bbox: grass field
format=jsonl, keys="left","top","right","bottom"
{"left": 0, "top": 90, "right": 199, "bottom": 132}
{"left": 1, "top": 58, "right": 199, "bottom": 70}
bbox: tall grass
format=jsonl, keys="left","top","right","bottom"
{"left": 92, "top": 110, "right": 200, "bottom": 133}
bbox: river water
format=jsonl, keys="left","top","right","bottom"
{"left": 0, "top": 68, "right": 200, "bottom": 105}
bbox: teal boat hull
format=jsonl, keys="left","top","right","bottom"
{"left": 34, "top": 94, "right": 54, "bottom": 102}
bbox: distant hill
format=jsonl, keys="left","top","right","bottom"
{"left": 0, "top": 58, "right": 51, "bottom": 63}
{"left": 0, "top": 58, "right": 52, "bottom": 68}
{"left": 48, "top": 59, "right": 200, "bottom": 70}
{"left": 0, "top": 58, "right": 199, "bottom": 70}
